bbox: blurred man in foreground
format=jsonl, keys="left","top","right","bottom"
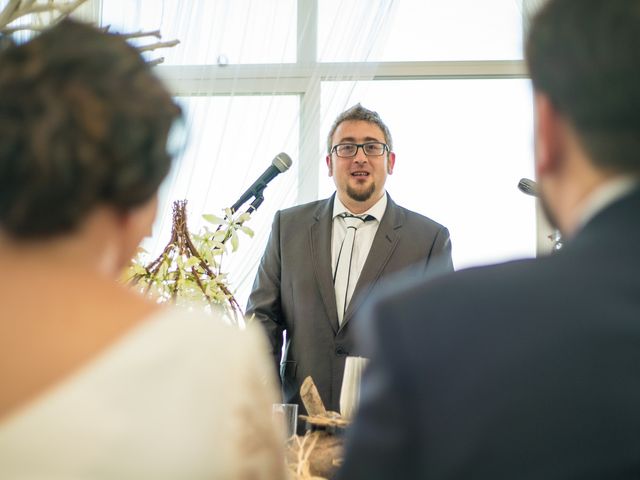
{"left": 337, "top": 0, "right": 640, "bottom": 478}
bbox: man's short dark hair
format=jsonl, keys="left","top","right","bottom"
{"left": 0, "top": 20, "right": 182, "bottom": 238}
{"left": 326, "top": 104, "right": 393, "bottom": 154}
{"left": 526, "top": 0, "right": 640, "bottom": 174}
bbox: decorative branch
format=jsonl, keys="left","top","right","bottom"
{"left": 0, "top": 0, "right": 87, "bottom": 31}
{"left": 14, "top": 0, "right": 86, "bottom": 17}
{"left": 124, "top": 200, "right": 254, "bottom": 324}
{"left": 0, "top": 1, "right": 180, "bottom": 65}
{"left": 0, "top": 0, "right": 38, "bottom": 30}
{"left": 147, "top": 57, "right": 165, "bottom": 67}
{"left": 0, "top": 0, "right": 26, "bottom": 30}
{"left": 120, "top": 29, "right": 162, "bottom": 40}
{"left": 136, "top": 39, "right": 180, "bottom": 53}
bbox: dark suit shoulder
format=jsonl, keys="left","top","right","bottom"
{"left": 368, "top": 256, "right": 547, "bottom": 326}
{"left": 355, "top": 256, "right": 555, "bottom": 360}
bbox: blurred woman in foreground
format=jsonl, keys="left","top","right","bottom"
{"left": 0, "top": 20, "right": 285, "bottom": 479}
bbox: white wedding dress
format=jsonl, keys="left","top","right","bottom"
{"left": 0, "top": 309, "right": 286, "bottom": 479}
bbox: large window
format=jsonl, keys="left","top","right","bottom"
{"left": 101, "top": 0, "right": 297, "bottom": 64}
{"left": 321, "top": 79, "right": 535, "bottom": 269}
{"left": 319, "top": 0, "right": 524, "bottom": 62}
{"left": 99, "top": 0, "right": 537, "bottom": 305}
{"left": 144, "top": 95, "right": 299, "bottom": 304}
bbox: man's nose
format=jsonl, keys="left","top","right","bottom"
{"left": 353, "top": 147, "right": 369, "bottom": 162}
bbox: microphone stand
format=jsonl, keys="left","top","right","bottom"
{"left": 230, "top": 183, "right": 267, "bottom": 215}
{"left": 246, "top": 194, "right": 264, "bottom": 215}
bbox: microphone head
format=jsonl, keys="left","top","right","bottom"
{"left": 272, "top": 152, "right": 293, "bottom": 173}
{"left": 518, "top": 178, "right": 538, "bottom": 197}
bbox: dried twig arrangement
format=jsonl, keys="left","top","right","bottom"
{"left": 0, "top": 0, "right": 179, "bottom": 64}
{"left": 110, "top": 27, "right": 180, "bottom": 66}
{"left": 287, "top": 433, "right": 325, "bottom": 480}
{"left": 124, "top": 200, "right": 254, "bottom": 324}
{"left": 299, "top": 376, "right": 349, "bottom": 430}
{"left": 283, "top": 377, "right": 347, "bottom": 479}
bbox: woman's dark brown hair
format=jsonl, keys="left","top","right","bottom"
{"left": 0, "top": 20, "right": 182, "bottom": 238}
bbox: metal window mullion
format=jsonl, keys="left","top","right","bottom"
{"left": 297, "top": 0, "right": 320, "bottom": 204}
{"left": 157, "top": 60, "right": 527, "bottom": 96}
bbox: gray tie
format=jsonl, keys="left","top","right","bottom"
{"left": 333, "top": 213, "right": 372, "bottom": 325}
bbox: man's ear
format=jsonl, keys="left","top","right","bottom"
{"left": 387, "top": 151, "right": 396, "bottom": 174}
{"left": 326, "top": 155, "right": 333, "bottom": 177}
{"left": 535, "top": 93, "right": 563, "bottom": 178}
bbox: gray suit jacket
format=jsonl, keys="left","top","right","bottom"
{"left": 246, "top": 193, "right": 453, "bottom": 412}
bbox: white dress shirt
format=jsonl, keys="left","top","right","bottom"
{"left": 331, "top": 193, "right": 388, "bottom": 315}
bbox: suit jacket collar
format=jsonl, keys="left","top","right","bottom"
{"left": 575, "top": 177, "right": 638, "bottom": 232}
{"left": 568, "top": 185, "right": 640, "bottom": 253}
{"left": 309, "top": 193, "right": 405, "bottom": 334}
{"left": 310, "top": 194, "right": 339, "bottom": 333}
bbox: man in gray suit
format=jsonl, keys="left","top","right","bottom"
{"left": 246, "top": 104, "right": 453, "bottom": 413}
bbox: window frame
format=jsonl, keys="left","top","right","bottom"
{"left": 89, "top": 0, "right": 550, "bottom": 255}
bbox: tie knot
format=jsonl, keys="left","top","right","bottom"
{"left": 340, "top": 213, "right": 374, "bottom": 229}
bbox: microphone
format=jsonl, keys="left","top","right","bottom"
{"left": 230, "top": 153, "right": 292, "bottom": 213}
{"left": 517, "top": 178, "right": 538, "bottom": 197}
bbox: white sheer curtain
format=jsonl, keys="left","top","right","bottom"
{"left": 319, "top": 0, "right": 524, "bottom": 62}
{"left": 97, "top": 0, "right": 536, "bottom": 306}
{"left": 3, "top": 1, "right": 537, "bottom": 304}
{"left": 100, "top": 0, "right": 298, "bottom": 65}
{"left": 99, "top": 0, "right": 398, "bottom": 306}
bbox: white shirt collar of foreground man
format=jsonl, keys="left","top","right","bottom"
{"left": 576, "top": 175, "right": 639, "bottom": 234}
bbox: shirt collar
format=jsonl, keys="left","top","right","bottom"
{"left": 577, "top": 175, "right": 639, "bottom": 231}
{"left": 332, "top": 192, "right": 387, "bottom": 221}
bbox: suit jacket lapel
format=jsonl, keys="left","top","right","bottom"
{"left": 340, "top": 195, "right": 403, "bottom": 330}
{"left": 310, "top": 195, "right": 340, "bottom": 333}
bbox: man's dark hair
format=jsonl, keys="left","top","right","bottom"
{"left": 0, "top": 20, "right": 182, "bottom": 238}
{"left": 526, "top": 0, "right": 640, "bottom": 174}
{"left": 326, "top": 103, "right": 393, "bottom": 153}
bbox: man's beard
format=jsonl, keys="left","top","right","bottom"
{"left": 347, "top": 182, "right": 376, "bottom": 202}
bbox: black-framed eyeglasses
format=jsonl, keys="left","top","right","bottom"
{"left": 331, "top": 142, "right": 389, "bottom": 158}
